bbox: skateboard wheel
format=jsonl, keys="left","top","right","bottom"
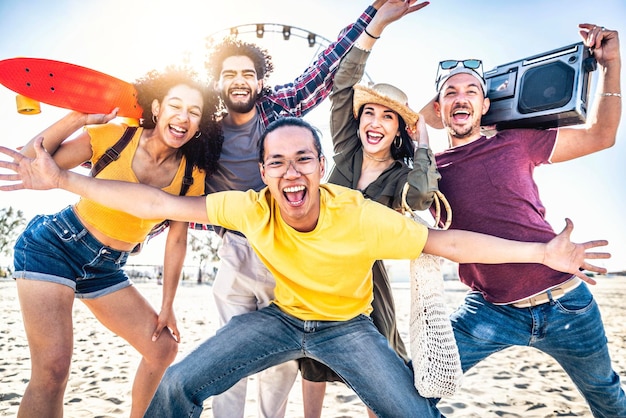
{"left": 16, "top": 94, "right": 41, "bottom": 114}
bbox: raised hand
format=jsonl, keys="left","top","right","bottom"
{"left": 376, "top": 0, "right": 430, "bottom": 26}
{"left": 83, "top": 108, "right": 119, "bottom": 126}
{"left": 0, "top": 137, "right": 63, "bottom": 191}
{"left": 543, "top": 218, "right": 610, "bottom": 285}
{"left": 579, "top": 23, "right": 620, "bottom": 66}
{"left": 407, "top": 113, "right": 430, "bottom": 147}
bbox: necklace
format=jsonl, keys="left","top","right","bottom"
{"left": 363, "top": 150, "right": 391, "bottom": 162}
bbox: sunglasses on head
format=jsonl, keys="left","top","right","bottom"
{"left": 435, "top": 59, "right": 485, "bottom": 92}
{"left": 439, "top": 59, "right": 482, "bottom": 71}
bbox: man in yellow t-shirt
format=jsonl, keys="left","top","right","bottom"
{"left": 0, "top": 117, "right": 609, "bottom": 418}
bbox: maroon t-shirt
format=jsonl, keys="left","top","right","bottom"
{"left": 435, "top": 129, "right": 573, "bottom": 303}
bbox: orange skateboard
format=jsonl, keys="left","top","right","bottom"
{"left": 0, "top": 57, "right": 143, "bottom": 119}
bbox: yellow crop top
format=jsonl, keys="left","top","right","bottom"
{"left": 74, "top": 123, "right": 205, "bottom": 243}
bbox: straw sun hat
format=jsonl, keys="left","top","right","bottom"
{"left": 353, "top": 83, "right": 419, "bottom": 128}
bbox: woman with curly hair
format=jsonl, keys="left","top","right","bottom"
{"left": 12, "top": 65, "right": 222, "bottom": 417}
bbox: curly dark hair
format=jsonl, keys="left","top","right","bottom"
{"left": 204, "top": 36, "right": 274, "bottom": 97}
{"left": 356, "top": 107, "right": 414, "bottom": 166}
{"left": 133, "top": 65, "right": 223, "bottom": 176}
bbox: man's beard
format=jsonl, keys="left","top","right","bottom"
{"left": 447, "top": 124, "right": 475, "bottom": 140}
{"left": 445, "top": 106, "right": 478, "bottom": 140}
{"left": 222, "top": 89, "right": 258, "bottom": 114}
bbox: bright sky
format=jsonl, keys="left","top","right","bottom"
{"left": 0, "top": 0, "right": 625, "bottom": 272}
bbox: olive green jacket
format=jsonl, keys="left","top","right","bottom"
{"left": 327, "top": 47, "right": 440, "bottom": 211}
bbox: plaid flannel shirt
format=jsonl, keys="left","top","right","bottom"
{"left": 256, "top": 5, "right": 376, "bottom": 126}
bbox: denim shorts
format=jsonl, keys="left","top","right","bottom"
{"left": 13, "top": 206, "right": 132, "bottom": 299}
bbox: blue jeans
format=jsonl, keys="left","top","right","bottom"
{"left": 145, "top": 304, "right": 441, "bottom": 418}
{"left": 451, "top": 283, "right": 626, "bottom": 418}
{"left": 211, "top": 231, "right": 298, "bottom": 418}
{"left": 13, "top": 206, "right": 132, "bottom": 298}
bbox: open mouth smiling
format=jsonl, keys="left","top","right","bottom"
{"left": 283, "top": 185, "right": 306, "bottom": 205}
{"left": 452, "top": 108, "right": 471, "bottom": 122}
{"left": 230, "top": 88, "right": 250, "bottom": 98}
{"left": 366, "top": 131, "right": 384, "bottom": 145}
{"left": 169, "top": 124, "right": 188, "bottom": 138}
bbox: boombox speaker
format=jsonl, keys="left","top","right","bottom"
{"left": 482, "top": 42, "right": 597, "bottom": 129}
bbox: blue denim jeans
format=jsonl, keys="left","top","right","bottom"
{"left": 211, "top": 231, "right": 298, "bottom": 417}
{"left": 145, "top": 304, "right": 441, "bottom": 418}
{"left": 451, "top": 283, "right": 626, "bottom": 418}
{"left": 13, "top": 206, "right": 132, "bottom": 299}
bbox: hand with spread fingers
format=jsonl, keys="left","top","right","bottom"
{"left": 543, "top": 218, "right": 610, "bottom": 285}
{"left": 0, "top": 137, "right": 63, "bottom": 192}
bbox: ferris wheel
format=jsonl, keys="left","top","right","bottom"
{"left": 204, "top": 23, "right": 374, "bottom": 85}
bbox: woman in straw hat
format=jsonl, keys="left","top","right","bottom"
{"left": 299, "top": 43, "right": 441, "bottom": 417}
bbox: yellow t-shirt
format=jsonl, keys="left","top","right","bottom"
{"left": 74, "top": 124, "right": 205, "bottom": 243}
{"left": 205, "top": 183, "right": 428, "bottom": 321}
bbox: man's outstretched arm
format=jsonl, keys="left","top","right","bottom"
{"left": 0, "top": 138, "right": 210, "bottom": 225}
{"left": 423, "top": 218, "right": 609, "bottom": 284}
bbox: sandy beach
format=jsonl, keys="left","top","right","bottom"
{"left": 1, "top": 275, "right": 624, "bottom": 417}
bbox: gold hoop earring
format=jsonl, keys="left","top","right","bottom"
{"left": 152, "top": 114, "right": 158, "bottom": 124}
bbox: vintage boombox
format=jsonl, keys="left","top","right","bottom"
{"left": 482, "top": 42, "right": 597, "bottom": 129}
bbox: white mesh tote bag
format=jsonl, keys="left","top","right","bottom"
{"left": 401, "top": 183, "right": 463, "bottom": 398}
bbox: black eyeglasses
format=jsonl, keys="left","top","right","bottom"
{"left": 435, "top": 59, "right": 484, "bottom": 92}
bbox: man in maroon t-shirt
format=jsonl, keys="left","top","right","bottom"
{"left": 422, "top": 23, "right": 625, "bottom": 416}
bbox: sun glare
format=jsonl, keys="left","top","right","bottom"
{"left": 91, "top": 1, "right": 330, "bottom": 87}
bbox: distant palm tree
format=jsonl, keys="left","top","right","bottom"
{"left": 188, "top": 230, "right": 221, "bottom": 284}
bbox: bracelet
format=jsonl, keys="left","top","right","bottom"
{"left": 364, "top": 28, "right": 380, "bottom": 40}
{"left": 598, "top": 92, "right": 622, "bottom": 97}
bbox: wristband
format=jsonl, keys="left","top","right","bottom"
{"left": 364, "top": 28, "right": 380, "bottom": 40}
{"left": 598, "top": 92, "right": 622, "bottom": 97}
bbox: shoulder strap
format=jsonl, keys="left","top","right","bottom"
{"left": 142, "top": 157, "right": 194, "bottom": 245}
{"left": 179, "top": 158, "right": 194, "bottom": 196}
{"left": 90, "top": 126, "right": 138, "bottom": 177}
